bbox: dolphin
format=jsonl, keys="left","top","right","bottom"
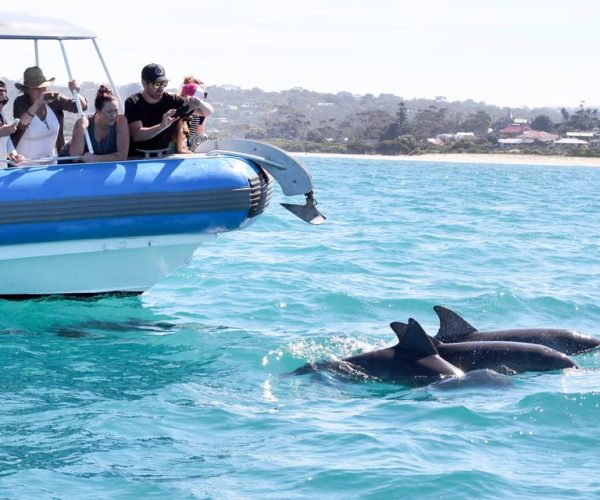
{"left": 428, "top": 369, "right": 516, "bottom": 391}
{"left": 433, "top": 305, "right": 600, "bottom": 355}
{"left": 293, "top": 318, "right": 464, "bottom": 384}
{"left": 391, "top": 322, "right": 578, "bottom": 375}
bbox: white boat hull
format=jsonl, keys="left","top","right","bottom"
{"left": 0, "top": 234, "right": 216, "bottom": 296}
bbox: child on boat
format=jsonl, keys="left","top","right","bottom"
{"left": 179, "top": 76, "right": 214, "bottom": 150}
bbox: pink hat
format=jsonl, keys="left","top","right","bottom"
{"left": 181, "top": 83, "right": 198, "bottom": 96}
{"left": 181, "top": 82, "right": 206, "bottom": 100}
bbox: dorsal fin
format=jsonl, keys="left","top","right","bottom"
{"left": 396, "top": 318, "right": 438, "bottom": 358}
{"left": 389, "top": 321, "right": 408, "bottom": 342}
{"left": 433, "top": 305, "right": 477, "bottom": 341}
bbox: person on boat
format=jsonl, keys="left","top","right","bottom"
{"left": 179, "top": 76, "right": 213, "bottom": 149}
{"left": 60, "top": 85, "right": 129, "bottom": 162}
{"left": 124, "top": 63, "right": 206, "bottom": 157}
{"left": 0, "top": 80, "right": 25, "bottom": 167}
{"left": 11, "top": 66, "right": 88, "bottom": 164}
{"left": 168, "top": 76, "right": 213, "bottom": 154}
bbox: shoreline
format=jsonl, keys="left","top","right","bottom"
{"left": 292, "top": 152, "right": 600, "bottom": 167}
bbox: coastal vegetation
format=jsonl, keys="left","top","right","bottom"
{"left": 206, "top": 86, "right": 600, "bottom": 158}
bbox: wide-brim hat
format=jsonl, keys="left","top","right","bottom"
{"left": 15, "top": 66, "right": 55, "bottom": 90}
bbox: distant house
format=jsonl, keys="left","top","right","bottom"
{"left": 520, "top": 130, "right": 558, "bottom": 143}
{"left": 566, "top": 131, "right": 594, "bottom": 138}
{"left": 555, "top": 137, "right": 588, "bottom": 145}
{"left": 427, "top": 137, "right": 444, "bottom": 146}
{"left": 499, "top": 109, "right": 531, "bottom": 135}
{"left": 498, "top": 137, "right": 533, "bottom": 145}
{"left": 436, "top": 132, "right": 476, "bottom": 143}
{"left": 499, "top": 124, "right": 531, "bottom": 136}
{"left": 499, "top": 130, "right": 557, "bottom": 144}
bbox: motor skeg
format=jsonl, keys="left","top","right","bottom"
{"left": 195, "top": 139, "right": 326, "bottom": 224}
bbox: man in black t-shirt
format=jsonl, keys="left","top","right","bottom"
{"left": 124, "top": 63, "right": 204, "bottom": 157}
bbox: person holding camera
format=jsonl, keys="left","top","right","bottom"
{"left": 0, "top": 80, "right": 25, "bottom": 167}
{"left": 124, "top": 63, "right": 204, "bottom": 157}
{"left": 11, "top": 66, "right": 88, "bottom": 163}
{"left": 179, "top": 76, "right": 214, "bottom": 151}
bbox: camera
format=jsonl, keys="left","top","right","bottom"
{"left": 173, "top": 104, "right": 190, "bottom": 119}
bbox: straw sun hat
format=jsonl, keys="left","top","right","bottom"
{"left": 15, "top": 66, "right": 55, "bottom": 90}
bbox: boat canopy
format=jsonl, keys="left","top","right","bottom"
{"left": 0, "top": 12, "right": 96, "bottom": 40}
{"left": 0, "top": 12, "right": 120, "bottom": 117}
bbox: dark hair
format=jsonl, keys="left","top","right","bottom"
{"left": 0, "top": 81, "right": 7, "bottom": 105}
{"left": 95, "top": 84, "right": 116, "bottom": 111}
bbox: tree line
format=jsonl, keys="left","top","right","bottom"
{"left": 202, "top": 86, "right": 599, "bottom": 156}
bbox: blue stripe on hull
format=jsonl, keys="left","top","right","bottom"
{"left": 0, "top": 157, "right": 256, "bottom": 201}
{"left": 0, "top": 156, "right": 265, "bottom": 245}
{"left": 0, "top": 211, "right": 249, "bottom": 246}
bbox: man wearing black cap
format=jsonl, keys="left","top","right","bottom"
{"left": 125, "top": 63, "right": 205, "bottom": 157}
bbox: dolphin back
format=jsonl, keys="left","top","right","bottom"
{"left": 468, "top": 328, "right": 600, "bottom": 355}
{"left": 436, "top": 339, "right": 578, "bottom": 374}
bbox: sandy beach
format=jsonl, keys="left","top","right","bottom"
{"left": 292, "top": 152, "right": 600, "bottom": 168}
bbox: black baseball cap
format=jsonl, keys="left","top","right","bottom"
{"left": 141, "top": 63, "right": 168, "bottom": 83}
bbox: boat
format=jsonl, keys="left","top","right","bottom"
{"left": 0, "top": 13, "right": 325, "bottom": 298}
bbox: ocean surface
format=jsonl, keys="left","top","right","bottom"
{"left": 1, "top": 156, "right": 600, "bottom": 499}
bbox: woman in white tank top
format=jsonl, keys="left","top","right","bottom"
{"left": 11, "top": 66, "right": 88, "bottom": 165}
{"left": 16, "top": 105, "right": 60, "bottom": 163}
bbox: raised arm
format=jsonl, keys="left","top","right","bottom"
{"left": 68, "top": 115, "right": 89, "bottom": 156}
{"left": 183, "top": 95, "right": 213, "bottom": 116}
{"left": 55, "top": 85, "right": 88, "bottom": 113}
{"left": 0, "top": 120, "right": 18, "bottom": 138}
{"left": 11, "top": 93, "right": 45, "bottom": 146}
{"left": 128, "top": 109, "right": 177, "bottom": 143}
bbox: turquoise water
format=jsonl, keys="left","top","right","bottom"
{"left": 2, "top": 156, "right": 600, "bottom": 499}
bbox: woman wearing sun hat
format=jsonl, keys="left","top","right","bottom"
{"left": 11, "top": 66, "right": 88, "bottom": 163}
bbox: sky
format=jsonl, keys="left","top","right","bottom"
{"left": 1, "top": 0, "right": 599, "bottom": 108}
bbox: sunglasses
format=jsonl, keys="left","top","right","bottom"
{"left": 203, "top": 91, "right": 208, "bottom": 99}
{"left": 152, "top": 81, "right": 169, "bottom": 89}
